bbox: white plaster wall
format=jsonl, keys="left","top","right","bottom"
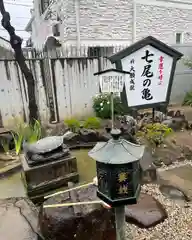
{"left": 30, "top": 0, "right": 58, "bottom": 50}
{"left": 136, "top": 3, "right": 192, "bottom": 44}
{"left": 30, "top": 0, "right": 77, "bottom": 50}
{"left": 30, "top": 0, "right": 192, "bottom": 50}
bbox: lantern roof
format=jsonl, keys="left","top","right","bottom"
{"left": 88, "top": 129, "right": 145, "bottom": 164}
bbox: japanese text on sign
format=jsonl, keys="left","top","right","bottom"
{"left": 100, "top": 75, "right": 124, "bottom": 93}
{"left": 141, "top": 50, "right": 154, "bottom": 101}
{"left": 129, "top": 59, "right": 135, "bottom": 91}
{"left": 158, "top": 56, "right": 164, "bottom": 85}
{"left": 121, "top": 44, "right": 175, "bottom": 107}
{"left": 98, "top": 170, "right": 109, "bottom": 194}
{"left": 117, "top": 172, "right": 129, "bottom": 195}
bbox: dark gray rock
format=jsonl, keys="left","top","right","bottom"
{"left": 39, "top": 185, "right": 116, "bottom": 240}
{"left": 63, "top": 129, "right": 109, "bottom": 148}
{"left": 140, "top": 150, "right": 157, "bottom": 183}
{"left": 39, "top": 185, "right": 168, "bottom": 239}
{"left": 153, "top": 158, "right": 163, "bottom": 167}
{"left": 0, "top": 131, "right": 15, "bottom": 152}
{"left": 162, "top": 118, "right": 184, "bottom": 131}
{"left": 154, "top": 111, "right": 166, "bottom": 122}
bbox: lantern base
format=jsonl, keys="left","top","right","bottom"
{"left": 97, "top": 184, "right": 141, "bottom": 207}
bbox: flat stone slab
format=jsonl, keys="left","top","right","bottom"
{"left": 0, "top": 173, "right": 26, "bottom": 199}
{"left": 0, "top": 158, "right": 21, "bottom": 179}
{"left": 125, "top": 193, "right": 167, "bottom": 228}
{"left": 157, "top": 165, "right": 192, "bottom": 201}
{"left": 0, "top": 198, "right": 43, "bottom": 240}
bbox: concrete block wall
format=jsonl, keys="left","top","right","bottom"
{"left": 30, "top": 0, "right": 192, "bottom": 49}
{"left": 78, "top": 0, "right": 133, "bottom": 40}
{"left": 136, "top": 3, "right": 192, "bottom": 44}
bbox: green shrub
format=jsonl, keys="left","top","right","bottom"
{"left": 137, "top": 123, "right": 172, "bottom": 147}
{"left": 24, "top": 120, "right": 42, "bottom": 143}
{"left": 93, "top": 93, "right": 125, "bottom": 119}
{"left": 83, "top": 117, "right": 101, "bottom": 129}
{"left": 64, "top": 118, "right": 80, "bottom": 132}
{"left": 183, "top": 91, "right": 192, "bottom": 106}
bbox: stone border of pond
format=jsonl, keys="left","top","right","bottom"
{"left": 0, "top": 161, "right": 22, "bottom": 179}
{"left": 0, "top": 142, "right": 96, "bottom": 180}
{"left": 68, "top": 143, "right": 96, "bottom": 150}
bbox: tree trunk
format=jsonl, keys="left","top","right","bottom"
{"left": 0, "top": 0, "right": 38, "bottom": 124}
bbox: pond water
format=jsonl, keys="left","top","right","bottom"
{"left": 0, "top": 149, "right": 96, "bottom": 199}
{"left": 72, "top": 149, "right": 96, "bottom": 183}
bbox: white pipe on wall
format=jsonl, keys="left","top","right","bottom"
{"left": 132, "top": 0, "right": 137, "bottom": 43}
{"left": 74, "top": 0, "right": 81, "bottom": 55}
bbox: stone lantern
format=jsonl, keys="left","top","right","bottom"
{"left": 88, "top": 129, "right": 145, "bottom": 207}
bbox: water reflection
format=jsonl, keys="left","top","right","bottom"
{"left": 72, "top": 149, "right": 96, "bottom": 183}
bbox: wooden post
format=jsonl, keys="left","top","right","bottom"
{"left": 152, "top": 108, "right": 155, "bottom": 123}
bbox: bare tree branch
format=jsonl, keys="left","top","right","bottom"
{"left": 0, "top": 0, "right": 38, "bottom": 124}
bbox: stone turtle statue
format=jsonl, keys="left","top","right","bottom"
{"left": 23, "top": 135, "right": 70, "bottom": 166}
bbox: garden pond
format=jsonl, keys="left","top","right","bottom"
{"left": 0, "top": 149, "right": 96, "bottom": 199}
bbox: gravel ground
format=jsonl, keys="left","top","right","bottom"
{"left": 158, "top": 159, "right": 192, "bottom": 171}
{"left": 126, "top": 160, "right": 192, "bottom": 240}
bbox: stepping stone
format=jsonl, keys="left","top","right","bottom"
{"left": 157, "top": 165, "right": 192, "bottom": 201}
{"left": 125, "top": 193, "right": 167, "bottom": 228}
{"left": 159, "top": 185, "right": 187, "bottom": 201}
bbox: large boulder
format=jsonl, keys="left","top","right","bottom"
{"left": 0, "top": 198, "right": 42, "bottom": 240}
{"left": 157, "top": 165, "right": 192, "bottom": 201}
{"left": 39, "top": 185, "right": 167, "bottom": 239}
{"left": 39, "top": 185, "right": 116, "bottom": 240}
{"left": 150, "top": 132, "right": 192, "bottom": 167}
{"left": 63, "top": 130, "right": 109, "bottom": 149}
{"left": 140, "top": 150, "right": 157, "bottom": 183}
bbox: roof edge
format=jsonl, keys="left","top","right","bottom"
{"left": 94, "top": 68, "right": 130, "bottom": 76}
{"left": 109, "top": 36, "right": 183, "bottom": 63}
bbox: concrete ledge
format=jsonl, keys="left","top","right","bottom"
{"left": 0, "top": 162, "right": 22, "bottom": 179}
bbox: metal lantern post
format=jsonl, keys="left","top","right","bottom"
{"left": 111, "top": 92, "right": 114, "bottom": 129}
{"left": 91, "top": 68, "right": 145, "bottom": 240}
{"left": 89, "top": 129, "right": 145, "bottom": 240}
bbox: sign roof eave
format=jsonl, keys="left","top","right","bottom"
{"left": 109, "top": 36, "right": 183, "bottom": 63}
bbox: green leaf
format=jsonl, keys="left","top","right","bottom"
{"left": 12, "top": 132, "right": 23, "bottom": 155}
